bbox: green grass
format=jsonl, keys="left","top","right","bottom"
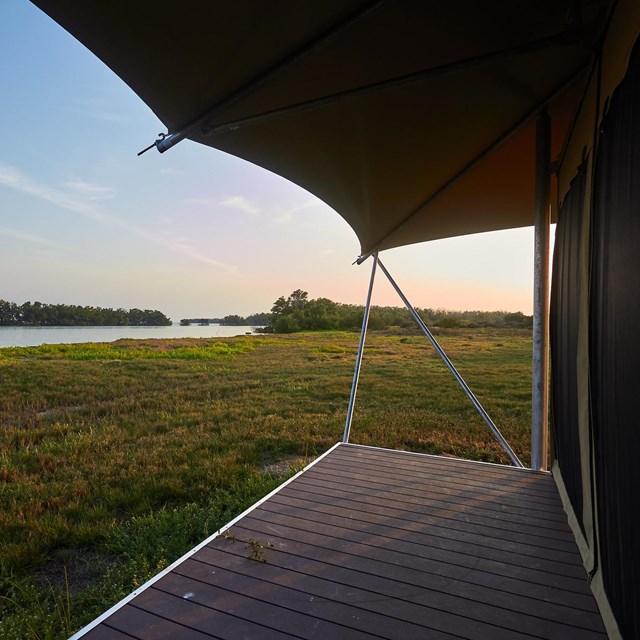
{"left": 0, "top": 337, "right": 255, "bottom": 361}
{"left": 0, "top": 329, "right": 533, "bottom": 638}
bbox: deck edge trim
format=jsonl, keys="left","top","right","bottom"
{"left": 344, "top": 443, "right": 549, "bottom": 474}
{"left": 67, "top": 441, "right": 343, "bottom": 640}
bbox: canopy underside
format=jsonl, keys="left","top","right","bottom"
{"left": 33, "top": 0, "right": 615, "bottom": 254}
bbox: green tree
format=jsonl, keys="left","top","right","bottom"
{"left": 246, "top": 312, "right": 271, "bottom": 325}
{"left": 220, "top": 315, "right": 247, "bottom": 325}
{"left": 287, "top": 289, "right": 308, "bottom": 311}
{"left": 273, "top": 314, "right": 301, "bottom": 333}
{"left": 0, "top": 300, "right": 19, "bottom": 325}
{"left": 302, "top": 297, "right": 337, "bottom": 330}
{"left": 271, "top": 296, "right": 290, "bottom": 316}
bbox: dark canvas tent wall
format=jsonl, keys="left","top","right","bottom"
{"left": 550, "top": 8, "right": 640, "bottom": 636}
{"left": 31, "top": 1, "right": 640, "bottom": 637}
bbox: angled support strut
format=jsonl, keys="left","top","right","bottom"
{"left": 377, "top": 259, "right": 524, "bottom": 468}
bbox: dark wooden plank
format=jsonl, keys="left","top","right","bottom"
{"left": 320, "top": 456, "right": 565, "bottom": 508}
{"left": 105, "top": 605, "right": 218, "bottom": 639}
{"left": 334, "top": 446, "right": 560, "bottom": 494}
{"left": 304, "top": 465, "right": 568, "bottom": 523}
{"left": 344, "top": 451, "right": 557, "bottom": 486}
{"left": 332, "top": 455, "right": 560, "bottom": 505}
{"left": 336, "top": 445, "right": 559, "bottom": 482}
{"left": 149, "top": 571, "right": 380, "bottom": 640}
{"left": 218, "top": 530, "right": 604, "bottom": 637}
{"left": 249, "top": 505, "right": 590, "bottom": 586}
{"left": 329, "top": 445, "right": 559, "bottom": 487}
{"left": 268, "top": 492, "right": 585, "bottom": 567}
{"left": 165, "top": 564, "right": 455, "bottom": 640}
{"left": 263, "top": 496, "right": 585, "bottom": 575}
{"left": 197, "top": 544, "right": 605, "bottom": 640}
{"left": 228, "top": 516, "right": 598, "bottom": 612}
{"left": 193, "top": 548, "right": 537, "bottom": 640}
{"left": 279, "top": 484, "right": 580, "bottom": 552}
{"left": 293, "top": 475, "right": 573, "bottom": 535}
{"left": 316, "top": 458, "right": 568, "bottom": 512}
{"left": 81, "top": 626, "right": 137, "bottom": 640}
{"left": 134, "top": 587, "right": 300, "bottom": 640}
{"left": 285, "top": 479, "right": 576, "bottom": 543}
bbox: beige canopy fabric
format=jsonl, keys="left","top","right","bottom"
{"left": 33, "top": 0, "right": 615, "bottom": 256}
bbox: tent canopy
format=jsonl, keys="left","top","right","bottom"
{"left": 33, "top": 0, "right": 614, "bottom": 256}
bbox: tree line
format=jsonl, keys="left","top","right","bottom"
{"left": 180, "top": 289, "right": 532, "bottom": 333}
{"left": 179, "top": 312, "right": 271, "bottom": 326}
{"left": 1, "top": 293, "right": 532, "bottom": 331}
{"left": 263, "top": 289, "right": 532, "bottom": 333}
{"left": 0, "top": 300, "right": 171, "bottom": 326}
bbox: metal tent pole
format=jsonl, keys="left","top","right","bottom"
{"left": 531, "top": 111, "right": 551, "bottom": 471}
{"left": 343, "top": 252, "right": 378, "bottom": 443}
{"left": 377, "top": 258, "right": 524, "bottom": 468}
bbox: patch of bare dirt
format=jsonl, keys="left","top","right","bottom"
{"left": 35, "top": 548, "right": 120, "bottom": 595}
{"left": 259, "top": 456, "right": 308, "bottom": 476}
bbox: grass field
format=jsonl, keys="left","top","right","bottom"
{"left": 0, "top": 329, "right": 533, "bottom": 638}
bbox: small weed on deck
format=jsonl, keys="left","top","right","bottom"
{"left": 0, "top": 329, "right": 532, "bottom": 638}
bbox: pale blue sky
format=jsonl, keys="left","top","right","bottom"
{"left": 1, "top": 1, "right": 541, "bottom": 321}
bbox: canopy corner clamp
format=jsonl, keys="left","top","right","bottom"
{"left": 138, "top": 132, "right": 181, "bottom": 156}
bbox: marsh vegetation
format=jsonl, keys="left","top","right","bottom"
{"left": 0, "top": 329, "right": 533, "bottom": 638}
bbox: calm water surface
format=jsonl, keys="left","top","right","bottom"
{"left": 0, "top": 324, "right": 261, "bottom": 348}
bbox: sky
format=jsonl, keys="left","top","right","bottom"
{"left": 1, "top": 1, "right": 546, "bottom": 322}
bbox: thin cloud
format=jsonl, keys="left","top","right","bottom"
{"left": 0, "top": 162, "right": 239, "bottom": 274}
{"left": 186, "top": 194, "right": 262, "bottom": 216}
{"left": 273, "top": 199, "right": 322, "bottom": 225}
{"left": 85, "top": 110, "right": 128, "bottom": 123}
{"left": 66, "top": 96, "right": 130, "bottom": 124}
{"left": 65, "top": 180, "right": 115, "bottom": 200}
{"left": 219, "top": 195, "right": 261, "bottom": 217}
{"left": 0, "top": 225, "right": 60, "bottom": 248}
{"left": 0, "top": 163, "right": 105, "bottom": 220}
{"left": 184, "top": 196, "right": 219, "bottom": 208}
{"left": 274, "top": 211, "right": 293, "bottom": 225}
{"left": 165, "top": 237, "right": 239, "bottom": 274}
{"left": 63, "top": 106, "right": 129, "bottom": 124}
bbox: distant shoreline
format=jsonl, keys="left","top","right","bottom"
{"left": 0, "top": 323, "right": 262, "bottom": 349}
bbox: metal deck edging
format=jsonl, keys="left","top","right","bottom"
{"left": 68, "top": 441, "right": 343, "bottom": 640}
{"left": 344, "top": 442, "right": 549, "bottom": 474}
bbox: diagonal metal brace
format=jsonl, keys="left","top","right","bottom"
{"left": 377, "top": 259, "right": 524, "bottom": 468}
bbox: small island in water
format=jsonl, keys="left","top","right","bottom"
{"left": 180, "top": 313, "right": 271, "bottom": 327}
{"left": 0, "top": 300, "right": 171, "bottom": 326}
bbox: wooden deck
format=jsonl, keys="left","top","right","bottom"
{"left": 74, "top": 443, "right": 606, "bottom": 639}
